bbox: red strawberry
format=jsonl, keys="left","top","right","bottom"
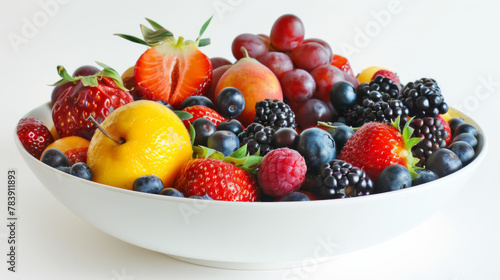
{"left": 174, "top": 158, "right": 260, "bottom": 202}
{"left": 371, "top": 69, "right": 401, "bottom": 91}
{"left": 182, "top": 105, "right": 226, "bottom": 130}
{"left": 51, "top": 63, "right": 134, "bottom": 140}
{"left": 436, "top": 114, "right": 452, "bottom": 146}
{"left": 339, "top": 117, "right": 421, "bottom": 182}
{"left": 331, "top": 54, "right": 355, "bottom": 78}
{"left": 17, "top": 118, "right": 55, "bottom": 159}
{"left": 117, "top": 18, "right": 213, "bottom": 108}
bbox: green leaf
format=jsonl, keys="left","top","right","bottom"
{"left": 229, "top": 144, "right": 248, "bottom": 159}
{"left": 224, "top": 156, "right": 248, "bottom": 167}
{"left": 145, "top": 18, "right": 166, "bottom": 31}
{"left": 95, "top": 61, "right": 128, "bottom": 91}
{"left": 114, "top": 33, "right": 149, "bottom": 46}
{"left": 141, "top": 24, "right": 173, "bottom": 45}
{"left": 239, "top": 155, "right": 262, "bottom": 173}
{"left": 174, "top": 111, "right": 192, "bottom": 121}
{"left": 189, "top": 123, "right": 195, "bottom": 146}
{"left": 197, "top": 15, "right": 213, "bottom": 41}
{"left": 193, "top": 146, "right": 216, "bottom": 158}
{"left": 55, "top": 65, "right": 78, "bottom": 83}
{"left": 80, "top": 75, "right": 99, "bottom": 87}
{"left": 198, "top": 38, "right": 211, "bottom": 47}
{"left": 405, "top": 137, "right": 421, "bottom": 150}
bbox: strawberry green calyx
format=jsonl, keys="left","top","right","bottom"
{"left": 52, "top": 62, "right": 128, "bottom": 91}
{"left": 115, "top": 16, "right": 212, "bottom": 48}
{"left": 391, "top": 116, "right": 422, "bottom": 179}
{"left": 192, "top": 144, "right": 262, "bottom": 173}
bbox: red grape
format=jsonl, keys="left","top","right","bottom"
{"left": 303, "top": 38, "right": 333, "bottom": 61}
{"left": 232, "top": 33, "right": 268, "bottom": 60}
{"left": 211, "top": 57, "right": 233, "bottom": 70}
{"left": 310, "top": 64, "right": 345, "bottom": 101}
{"left": 281, "top": 69, "right": 315, "bottom": 103}
{"left": 270, "top": 14, "right": 305, "bottom": 51}
{"left": 291, "top": 42, "right": 330, "bottom": 72}
{"left": 257, "top": 52, "right": 294, "bottom": 79}
{"left": 72, "top": 65, "right": 100, "bottom": 77}
{"left": 295, "top": 98, "right": 335, "bottom": 130}
{"left": 206, "top": 64, "right": 231, "bottom": 102}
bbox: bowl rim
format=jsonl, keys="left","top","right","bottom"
{"left": 15, "top": 102, "right": 489, "bottom": 208}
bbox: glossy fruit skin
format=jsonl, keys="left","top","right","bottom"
{"left": 331, "top": 54, "right": 355, "bottom": 78}
{"left": 207, "top": 131, "right": 240, "bottom": 157}
{"left": 216, "top": 87, "right": 245, "bottom": 119}
{"left": 70, "top": 162, "right": 93, "bottom": 181}
{"left": 280, "top": 192, "right": 310, "bottom": 201}
{"left": 17, "top": 117, "right": 55, "bottom": 159}
{"left": 448, "top": 118, "right": 465, "bottom": 137}
{"left": 174, "top": 158, "right": 259, "bottom": 202}
{"left": 51, "top": 82, "right": 74, "bottom": 106}
{"left": 87, "top": 101, "right": 193, "bottom": 190}
{"left": 206, "top": 65, "right": 231, "bottom": 102}
{"left": 73, "top": 65, "right": 100, "bottom": 77}
{"left": 133, "top": 175, "right": 164, "bottom": 194}
{"left": 330, "top": 81, "right": 357, "bottom": 113}
{"left": 374, "top": 164, "right": 412, "bottom": 193}
{"left": 217, "top": 119, "right": 244, "bottom": 136}
{"left": 257, "top": 52, "right": 294, "bottom": 79}
{"left": 272, "top": 127, "right": 299, "bottom": 149}
{"left": 412, "top": 169, "right": 439, "bottom": 186}
{"left": 52, "top": 76, "right": 134, "bottom": 140}
{"left": 436, "top": 114, "right": 452, "bottom": 146}
{"left": 182, "top": 105, "right": 227, "bottom": 130}
{"left": 232, "top": 33, "right": 268, "bottom": 60}
{"left": 159, "top": 188, "right": 184, "bottom": 197}
{"left": 281, "top": 69, "right": 316, "bottom": 103}
{"left": 51, "top": 66, "right": 101, "bottom": 105}
{"left": 454, "top": 123, "right": 478, "bottom": 138}
{"left": 41, "top": 148, "right": 71, "bottom": 169}
{"left": 451, "top": 133, "right": 477, "bottom": 149}
{"left": 210, "top": 57, "right": 232, "bottom": 70}
{"left": 338, "top": 122, "right": 410, "bottom": 182}
{"left": 191, "top": 118, "right": 216, "bottom": 147}
{"left": 329, "top": 126, "right": 354, "bottom": 156}
{"left": 42, "top": 136, "right": 90, "bottom": 164}
{"left": 426, "top": 148, "right": 463, "bottom": 178}
{"left": 178, "top": 96, "right": 214, "bottom": 110}
{"left": 257, "top": 148, "right": 307, "bottom": 197}
{"left": 296, "top": 127, "right": 336, "bottom": 173}
{"left": 270, "top": 14, "right": 305, "bottom": 51}
{"left": 291, "top": 42, "right": 330, "bottom": 72}
{"left": 310, "top": 64, "right": 345, "bottom": 101}
{"left": 448, "top": 141, "right": 475, "bottom": 166}
{"left": 295, "top": 98, "right": 335, "bottom": 130}
{"left": 133, "top": 43, "right": 212, "bottom": 108}
{"left": 303, "top": 38, "right": 333, "bottom": 61}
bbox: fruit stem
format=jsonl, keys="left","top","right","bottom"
{"left": 240, "top": 46, "right": 250, "bottom": 59}
{"left": 176, "top": 36, "right": 185, "bottom": 48}
{"left": 317, "top": 121, "right": 361, "bottom": 131}
{"left": 86, "top": 115, "right": 125, "bottom": 144}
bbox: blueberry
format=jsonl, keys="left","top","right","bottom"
{"left": 454, "top": 123, "right": 478, "bottom": 137}
{"left": 70, "top": 162, "right": 93, "bottom": 180}
{"left": 426, "top": 148, "right": 463, "bottom": 177}
{"left": 189, "top": 194, "right": 213, "bottom": 200}
{"left": 216, "top": 87, "right": 245, "bottom": 119}
{"left": 448, "top": 118, "right": 465, "bottom": 137}
{"left": 330, "top": 81, "right": 357, "bottom": 113}
{"left": 280, "top": 192, "right": 310, "bottom": 201}
{"left": 448, "top": 141, "right": 475, "bottom": 166}
{"left": 451, "top": 132, "right": 477, "bottom": 149}
{"left": 272, "top": 127, "right": 299, "bottom": 149}
{"left": 374, "top": 164, "right": 412, "bottom": 193}
{"left": 207, "top": 130, "right": 240, "bottom": 156}
{"left": 41, "top": 148, "right": 71, "bottom": 169}
{"left": 178, "top": 96, "right": 214, "bottom": 110}
{"left": 217, "top": 119, "right": 244, "bottom": 135}
{"left": 156, "top": 100, "right": 174, "bottom": 110}
{"left": 412, "top": 169, "right": 439, "bottom": 186}
{"left": 159, "top": 188, "right": 184, "bottom": 197}
{"left": 133, "top": 175, "right": 164, "bottom": 194}
{"left": 191, "top": 118, "right": 216, "bottom": 146}
{"left": 56, "top": 166, "right": 71, "bottom": 174}
{"left": 329, "top": 125, "right": 354, "bottom": 155}
{"left": 296, "top": 127, "right": 336, "bottom": 173}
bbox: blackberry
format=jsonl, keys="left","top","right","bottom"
{"left": 238, "top": 123, "right": 276, "bottom": 156}
{"left": 253, "top": 99, "right": 296, "bottom": 131}
{"left": 312, "top": 159, "right": 373, "bottom": 199}
{"left": 345, "top": 98, "right": 409, "bottom": 127}
{"left": 356, "top": 75, "right": 400, "bottom": 102}
{"left": 410, "top": 116, "right": 449, "bottom": 167}
{"left": 399, "top": 78, "right": 449, "bottom": 117}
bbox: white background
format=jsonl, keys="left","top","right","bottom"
{"left": 1, "top": 0, "right": 500, "bottom": 279}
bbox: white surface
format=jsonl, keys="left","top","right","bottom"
{"left": 1, "top": 0, "right": 499, "bottom": 279}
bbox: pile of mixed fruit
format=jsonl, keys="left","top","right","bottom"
{"left": 17, "top": 14, "right": 481, "bottom": 202}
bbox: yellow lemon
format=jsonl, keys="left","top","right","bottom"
{"left": 87, "top": 100, "right": 193, "bottom": 190}
{"left": 357, "top": 66, "right": 389, "bottom": 84}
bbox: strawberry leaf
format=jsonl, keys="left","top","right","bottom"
{"left": 141, "top": 24, "right": 173, "bottom": 46}
{"left": 198, "top": 38, "right": 211, "bottom": 47}
{"left": 239, "top": 155, "right": 262, "bottom": 173}
{"left": 229, "top": 144, "right": 248, "bottom": 159}
{"left": 197, "top": 15, "right": 213, "bottom": 41}
{"left": 80, "top": 75, "right": 99, "bottom": 87}
{"left": 174, "top": 111, "right": 193, "bottom": 121}
{"left": 145, "top": 18, "right": 166, "bottom": 31}
{"left": 189, "top": 123, "right": 195, "bottom": 146}
{"left": 114, "top": 33, "right": 149, "bottom": 46}
{"left": 193, "top": 146, "right": 224, "bottom": 159}
{"left": 52, "top": 63, "right": 128, "bottom": 91}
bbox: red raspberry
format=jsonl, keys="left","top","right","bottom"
{"left": 257, "top": 148, "right": 307, "bottom": 197}
{"left": 17, "top": 118, "right": 55, "bottom": 159}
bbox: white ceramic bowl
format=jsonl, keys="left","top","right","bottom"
{"left": 16, "top": 102, "right": 487, "bottom": 270}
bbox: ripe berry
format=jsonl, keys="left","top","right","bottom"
{"left": 178, "top": 96, "right": 215, "bottom": 110}
{"left": 272, "top": 127, "right": 299, "bottom": 149}
{"left": 217, "top": 119, "right": 244, "bottom": 136}
{"left": 454, "top": 123, "right": 478, "bottom": 138}
{"left": 296, "top": 127, "right": 336, "bottom": 173}
{"left": 41, "top": 148, "right": 71, "bottom": 169}
{"left": 426, "top": 148, "right": 463, "bottom": 178}
{"left": 412, "top": 169, "right": 439, "bottom": 186}
{"left": 451, "top": 133, "right": 478, "bottom": 149}
{"left": 207, "top": 130, "right": 240, "bottom": 156}
{"left": 448, "top": 141, "right": 475, "bottom": 166}
{"left": 329, "top": 126, "right": 354, "bottom": 156}
{"left": 448, "top": 118, "right": 465, "bottom": 137}
{"left": 374, "top": 164, "right": 412, "bottom": 193}
{"left": 280, "top": 192, "right": 310, "bottom": 201}
{"left": 159, "top": 188, "right": 184, "bottom": 197}
{"left": 257, "top": 148, "right": 307, "bottom": 198}
{"left": 330, "top": 81, "right": 357, "bottom": 113}
{"left": 191, "top": 118, "right": 216, "bottom": 146}
{"left": 254, "top": 99, "right": 296, "bottom": 131}
{"left": 238, "top": 123, "right": 276, "bottom": 156}
{"left": 133, "top": 175, "right": 164, "bottom": 194}
{"left": 70, "top": 162, "right": 93, "bottom": 181}
{"left": 216, "top": 87, "right": 245, "bottom": 119}
{"left": 17, "top": 118, "right": 55, "bottom": 159}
